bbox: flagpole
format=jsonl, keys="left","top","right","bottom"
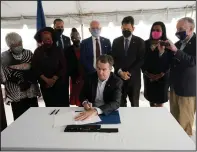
{"left": 36, "top": 0, "right": 46, "bottom": 46}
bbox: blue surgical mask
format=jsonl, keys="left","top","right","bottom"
{"left": 90, "top": 29, "right": 101, "bottom": 37}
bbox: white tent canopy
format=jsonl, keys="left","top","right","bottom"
{"left": 1, "top": 1, "right": 196, "bottom": 29}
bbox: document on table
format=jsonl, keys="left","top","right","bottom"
{"left": 53, "top": 111, "right": 101, "bottom": 127}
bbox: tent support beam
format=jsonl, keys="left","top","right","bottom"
{"left": 76, "top": 1, "right": 84, "bottom": 39}
{"left": 1, "top": 5, "right": 195, "bottom": 21}
{"left": 81, "top": 23, "right": 84, "bottom": 40}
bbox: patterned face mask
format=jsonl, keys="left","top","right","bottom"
{"left": 11, "top": 46, "right": 23, "bottom": 54}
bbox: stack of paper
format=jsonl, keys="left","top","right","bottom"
{"left": 74, "top": 112, "right": 101, "bottom": 125}
{"left": 53, "top": 111, "right": 101, "bottom": 127}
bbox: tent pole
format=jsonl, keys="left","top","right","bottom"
{"left": 81, "top": 23, "right": 84, "bottom": 40}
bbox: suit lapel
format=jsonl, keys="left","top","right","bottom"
{"left": 127, "top": 36, "right": 136, "bottom": 52}
{"left": 92, "top": 73, "right": 98, "bottom": 102}
{"left": 103, "top": 73, "right": 112, "bottom": 98}
{"left": 182, "top": 34, "right": 196, "bottom": 52}
{"left": 176, "top": 41, "right": 182, "bottom": 49}
{"left": 89, "top": 37, "right": 94, "bottom": 56}
{"left": 120, "top": 36, "right": 125, "bottom": 53}
{"left": 100, "top": 37, "right": 104, "bottom": 54}
{"left": 129, "top": 36, "right": 135, "bottom": 49}
{"left": 62, "top": 35, "right": 66, "bottom": 45}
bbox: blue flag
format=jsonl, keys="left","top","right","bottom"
{"left": 36, "top": 0, "right": 46, "bottom": 31}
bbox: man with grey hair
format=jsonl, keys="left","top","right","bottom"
{"left": 80, "top": 20, "right": 112, "bottom": 74}
{"left": 165, "top": 17, "right": 196, "bottom": 136}
{"left": 1, "top": 32, "right": 41, "bottom": 120}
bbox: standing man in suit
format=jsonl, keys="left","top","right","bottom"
{"left": 80, "top": 20, "right": 112, "bottom": 74}
{"left": 53, "top": 18, "right": 71, "bottom": 53}
{"left": 166, "top": 17, "right": 196, "bottom": 136}
{"left": 75, "top": 55, "right": 123, "bottom": 120}
{"left": 112, "top": 16, "right": 146, "bottom": 107}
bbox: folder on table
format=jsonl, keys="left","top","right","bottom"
{"left": 94, "top": 110, "right": 121, "bottom": 124}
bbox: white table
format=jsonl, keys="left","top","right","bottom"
{"left": 1, "top": 107, "right": 195, "bottom": 151}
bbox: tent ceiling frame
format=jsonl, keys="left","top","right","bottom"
{"left": 185, "top": 5, "right": 188, "bottom": 17}
{"left": 1, "top": 5, "right": 195, "bottom": 21}
{"left": 76, "top": 1, "right": 84, "bottom": 39}
{"left": 191, "top": 4, "right": 195, "bottom": 17}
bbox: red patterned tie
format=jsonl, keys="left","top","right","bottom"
{"left": 95, "top": 38, "right": 100, "bottom": 58}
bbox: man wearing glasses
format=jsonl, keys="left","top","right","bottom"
{"left": 80, "top": 20, "right": 112, "bottom": 75}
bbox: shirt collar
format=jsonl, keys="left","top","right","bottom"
{"left": 92, "top": 36, "right": 100, "bottom": 41}
{"left": 98, "top": 76, "right": 109, "bottom": 84}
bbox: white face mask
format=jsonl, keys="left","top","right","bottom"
{"left": 12, "top": 46, "right": 23, "bottom": 54}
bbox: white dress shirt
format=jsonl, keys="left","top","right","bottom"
{"left": 92, "top": 36, "right": 102, "bottom": 69}
{"left": 82, "top": 77, "right": 109, "bottom": 115}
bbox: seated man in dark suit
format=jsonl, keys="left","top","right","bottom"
{"left": 80, "top": 20, "right": 112, "bottom": 75}
{"left": 75, "top": 55, "right": 123, "bottom": 121}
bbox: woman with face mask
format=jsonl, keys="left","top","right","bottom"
{"left": 142, "top": 21, "right": 174, "bottom": 107}
{"left": 32, "top": 27, "right": 69, "bottom": 107}
{"left": 1, "top": 32, "right": 40, "bottom": 120}
{"left": 66, "top": 28, "right": 84, "bottom": 106}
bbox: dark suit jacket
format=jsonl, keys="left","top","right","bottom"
{"left": 112, "top": 35, "right": 146, "bottom": 86}
{"left": 60, "top": 35, "right": 71, "bottom": 54}
{"left": 142, "top": 40, "right": 173, "bottom": 77}
{"left": 170, "top": 33, "right": 196, "bottom": 96}
{"left": 80, "top": 36, "right": 112, "bottom": 74}
{"left": 79, "top": 72, "right": 123, "bottom": 115}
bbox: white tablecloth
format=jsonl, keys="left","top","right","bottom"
{"left": 1, "top": 107, "right": 195, "bottom": 151}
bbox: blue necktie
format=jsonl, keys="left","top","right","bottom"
{"left": 58, "top": 38, "right": 63, "bottom": 50}
{"left": 125, "top": 39, "right": 129, "bottom": 56}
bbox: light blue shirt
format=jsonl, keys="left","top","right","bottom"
{"left": 56, "top": 35, "right": 64, "bottom": 49}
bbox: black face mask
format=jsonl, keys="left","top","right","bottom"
{"left": 122, "top": 30, "right": 131, "bottom": 38}
{"left": 175, "top": 31, "right": 187, "bottom": 40}
{"left": 55, "top": 29, "right": 64, "bottom": 36}
{"left": 73, "top": 40, "right": 80, "bottom": 47}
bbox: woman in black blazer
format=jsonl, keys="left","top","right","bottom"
{"left": 142, "top": 21, "right": 173, "bottom": 107}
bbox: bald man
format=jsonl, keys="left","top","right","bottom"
{"left": 80, "top": 20, "right": 112, "bottom": 74}
{"left": 166, "top": 17, "right": 196, "bottom": 136}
